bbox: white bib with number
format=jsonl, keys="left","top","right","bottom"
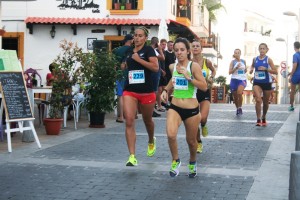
{"left": 129, "top": 70, "right": 145, "bottom": 84}
{"left": 237, "top": 69, "right": 244, "bottom": 75}
{"left": 255, "top": 71, "right": 266, "bottom": 80}
{"left": 173, "top": 76, "right": 188, "bottom": 90}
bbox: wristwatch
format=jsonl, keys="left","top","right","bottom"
{"left": 188, "top": 76, "right": 194, "bottom": 82}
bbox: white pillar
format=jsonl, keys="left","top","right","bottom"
{"left": 298, "top": 8, "right": 300, "bottom": 41}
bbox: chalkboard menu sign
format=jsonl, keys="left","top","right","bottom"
{"left": 217, "top": 87, "right": 224, "bottom": 101}
{"left": 0, "top": 72, "right": 33, "bottom": 120}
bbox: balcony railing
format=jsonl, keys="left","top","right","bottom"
{"left": 176, "top": 1, "right": 191, "bottom": 21}
{"left": 200, "top": 34, "right": 219, "bottom": 51}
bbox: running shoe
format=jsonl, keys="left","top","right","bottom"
{"left": 202, "top": 125, "right": 208, "bottom": 137}
{"left": 126, "top": 154, "right": 138, "bottom": 166}
{"left": 261, "top": 119, "right": 267, "bottom": 126}
{"left": 157, "top": 107, "right": 166, "bottom": 112}
{"left": 256, "top": 119, "right": 262, "bottom": 126}
{"left": 169, "top": 159, "right": 181, "bottom": 177}
{"left": 236, "top": 109, "right": 239, "bottom": 115}
{"left": 288, "top": 106, "right": 295, "bottom": 111}
{"left": 147, "top": 137, "right": 156, "bottom": 157}
{"left": 197, "top": 142, "right": 203, "bottom": 153}
{"left": 187, "top": 162, "right": 197, "bottom": 178}
{"left": 152, "top": 111, "right": 161, "bottom": 117}
{"left": 239, "top": 108, "right": 243, "bottom": 115}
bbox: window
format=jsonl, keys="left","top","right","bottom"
{"left": 108, "top": 0, "right": 143, "bottom": 15}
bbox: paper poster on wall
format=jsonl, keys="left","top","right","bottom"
{"left": 0, "top": 50, "right": 22, "bottom": 71}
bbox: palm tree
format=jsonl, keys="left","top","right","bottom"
{"left": 215, "top": 75, "right": 226, "bottom": 86}
{"left": 202, "top": 0, "right": 226, "bottom": 22}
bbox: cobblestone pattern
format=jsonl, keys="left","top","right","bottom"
{"left": 0, "top": 104, "right": 291, "bottom": 200}
{"left": 0, "top": 163, "right": 253, "bottom": 200}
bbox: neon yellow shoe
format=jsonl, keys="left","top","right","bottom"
{"left": 170, "top": 159, "right": 181, "bottom": 177}
{"left": 202, "top": 125, "right": 208, "bottom": 137}
{"left": 126, "top": 154, "right": 138, "bottom": 166}
{"left": 197, "top": 142, "right": 203, "bottom": 153}
{"left": 187, "top": 162, "right": 197, "bottom": 178}
{"left": 147, "top": 137, "right": 156, "bottom": 157}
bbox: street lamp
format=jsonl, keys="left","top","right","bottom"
{"left": 276, "top": 37, "right": 289, "bottom": 104}
{"left": 283, "top": 9, "right": 300, "bottom": 41}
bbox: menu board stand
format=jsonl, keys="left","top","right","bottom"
{"left": 0, "top": 72, "right": 41, "bottom": 152}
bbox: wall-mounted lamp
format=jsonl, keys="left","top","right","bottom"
{"left": 130, "top": 26, "right": 135, "bottom": 34}
{"left": 50, "top": 25, "right": 56, "bottom": 39}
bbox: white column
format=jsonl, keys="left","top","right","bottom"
{"left": 298, "top": 8, "right": 300, "bottom": 41}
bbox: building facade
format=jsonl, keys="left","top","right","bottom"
{"left": 1, "top": 0, "right": 214, "bottom": 85}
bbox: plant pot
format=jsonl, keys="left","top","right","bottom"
{"left": 120, "top": 5, "right": 125, "bottom": 10}
{"left": 0, "top": 29, "right": 6, "bottom": 36}
{"left": 43, "top": 118, "right": 63, "bottom": 135}
{"left": 89, "top": 112, "right": 105, "bottom": 128}
{"left": 125, "top": 3, "right": 132, "bottom": 9}
{"left": 114, "top": 3, "right": 120, "bottom": 9}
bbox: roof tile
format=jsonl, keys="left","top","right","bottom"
{"left": 24, "top": 17, "right": 162, "bottom": 26}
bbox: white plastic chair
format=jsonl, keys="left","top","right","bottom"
{"left": 63, "top": 100, "right": 77, "bottom": 129}
{"left": 73, "top": 93, "right": 85, "bottom": 122}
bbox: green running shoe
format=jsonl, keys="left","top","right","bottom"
{"left": 202, "top": 125, "right": 208, "bottom": 137}
{"left": 288, "top": 106, "right": 295, "bottom": 111}
{"left": 169, "top": 159, "right": 181, "bottom": 177}
{"left": 187, "top": 162, "right": 197, "bottom": 178}
{"left": 147, "top": 137, "right": 156, "bottom": 157}
{"left": 126, "top": 154, "right": 138, "bottom": 166}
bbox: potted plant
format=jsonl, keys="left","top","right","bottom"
{"left": 114, "top": 0, "right": 120, "bottom": 10}
{"left": 120, "top": 0, "right": 126, "bottom": 10}
{"left": 81, "top": 50, "right": 121, "bottom": 128}
{"left": 43, "top": 40, "right": 82, "bottom": 135}
{"left": 125, "top": 0, "right": 132, "bottom": 10}
{"left": 0, "top": 26, "right": 6, "bottom": 36}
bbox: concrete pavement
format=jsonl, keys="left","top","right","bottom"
{"left": 0, "top": 103, "right": 297, "bottom": 200}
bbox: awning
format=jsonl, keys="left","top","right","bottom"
{"left": 24, "top": 17, "right": 199, "bottom": 40}
{"left": 168, "top": 19, "right": 199, "bottom": 41}
{"left": 25, "top": 17, "right": 161, "bottom": 25}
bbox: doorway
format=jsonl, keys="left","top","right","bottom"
{"left": 2, "top": 32, "right": 24, "bottom": 67}
{"left": 2, "top": 38, "right": 18, "bottom": 53}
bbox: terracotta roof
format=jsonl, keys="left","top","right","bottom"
{"left": 25, "top": 17, "right": 162, "bottom": 25}
{"left": 24, "top": 17, "right": 199, "bottom": 40}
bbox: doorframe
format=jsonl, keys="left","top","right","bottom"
{"left": 2, "top": 32, "right": 24, "bottom": 68}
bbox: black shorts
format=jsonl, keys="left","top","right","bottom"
{"left": 253, "top": 82, "right": 272, "bottom": 91}
{"left": 169, "top": 103, "right": 199, "bottom": 121}
{"left": 159, "top": 75, "right": 167, "bottom": 87}
{"left": 196, "top": 89, "right": 210, "bottom": 102}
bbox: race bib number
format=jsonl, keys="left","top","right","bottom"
{"left": 202, "top": 69, "right": 207, "bottom": 78}
{"left": 129, "top": 70, "right": 145, "bottom": 84}
{"left": 237, "top": 69, "right": 244, "bottom": 75}
{"left": 173, "top": 76, "right": 188, "bottom": 90}
{"left": 255, "top": 71, "right": 266, "bottom": 80}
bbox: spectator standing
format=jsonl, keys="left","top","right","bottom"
{"left": 156, "top": 38, "right": 168, "bottom": 112}
{"left": 165, "top": 41, "right": 176, "bottom": 84}
{"left": 150, "top": 36, "right": 165, "bottom": 117}
{"left": 113, "top": 34, "right": 133, "bottom": 123}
